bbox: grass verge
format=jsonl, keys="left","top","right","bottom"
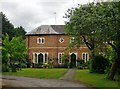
{"left": 2, "top": 68, "right": 68, "bottom": 79}
{"left": 76, "top": 69, "right": 119, "bottom": 89}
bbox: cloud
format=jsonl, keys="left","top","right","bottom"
{"left": 1, "top": 0, "right": 90, "bottom": 32}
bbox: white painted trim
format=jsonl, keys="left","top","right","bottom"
{"left": 37, "top": 37, "right": 45, "bottom": 44}
{"left": 34, "top": 53, "right": 37, "bottom": 63}
{"left": 33, "top": 52, "right": 48, "bottom": 64}
{"left": 82, "top": 52, "right": 89, "bottom": 62}
{"left": 33, "top": 53, "right": 35, "bottom": 63}
{"left": 58, "top": 52, "right": 64, "bottom": 64}
{"left": 59, "top": 38, "right": 64, "bottom": 43}
{"left": 36, "top": 53, "right": 39, "bottom": 63}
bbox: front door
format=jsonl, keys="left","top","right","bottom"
{"left": 38, "top": 53, "right": 43, "bottom": 65}
{"left": 70, "top": 53, "right": 76, "bottom": 68}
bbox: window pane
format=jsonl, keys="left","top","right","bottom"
{"left": 37, "top": 38, "right": 45, "bottom": 44}
{"left": 42, "top": 38, "right": 44, "bottom": 43}
{"left": 58, "top": 53, "right": 64, "bottom": 64}
{"left": 35, "top": 54, "right": 37, "bottom": 63}
{"left": 39, "top": 38, "right": 41, "bottom": 43}
{"left": 83, "top": 54, "right": 85, "bottom": 59}
{"left": 86, "top": 54, "right": 88, "bottom": 62}
{"left": 45, "top": 53, "right": 47, "bottom": 63}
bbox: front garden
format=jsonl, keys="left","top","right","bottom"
{"left": 76, "top": 69, "right": 119, "bottom": 88}
{"left": 2, "top": 68, "right": 68, "bottom": 79}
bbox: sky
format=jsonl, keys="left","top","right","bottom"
{"left": 1, "top": 0, "right": 94, "bottom": 32}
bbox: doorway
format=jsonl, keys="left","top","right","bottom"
{"left": 70, "top": 53, "right": 76, "bottom": 68}
{"left": 38, "top": 53, "right": 43, "bottom": 65}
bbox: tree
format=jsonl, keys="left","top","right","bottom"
{"left": 2, "top": 34, "right": 27, "bottom": 72}
{"left": 65, "top": 2, "right": 106, "bottom": 58}
{"left": 2, "top": 34, "right": 10, "bottom": 72}
{"left": 1, "top": 12, "right": 14, "bottom": 39}
{"left": 64, "top": 1, "right": 120, "bottom": 80}
{"left": 64, "top": 2, "right": 104, "bottom": 72}
{"left": 1, "top": 12, "right": 26, "bottom": 40}
{"left": 96, "top": 2, "right": 120, "bottom": 80}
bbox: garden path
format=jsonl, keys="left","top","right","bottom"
{"left": 60, "top": 68, "right": 76, "bottom": 81}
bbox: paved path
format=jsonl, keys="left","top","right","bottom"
{"left": 2, "top": 75, "right": 91, "bottom": 88}
{"left": 60, "top": 68, "right": 76, "bottom": 81}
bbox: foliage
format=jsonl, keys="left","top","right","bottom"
{"left": 2, "top": 34, "right": 27, "bottom": 72}
{"left": 90, "top": 55, "right": 109, "bottom": 73}
{"left": 26, "top": 59, "right": 32, "bottom": 68}
{"left": 2, "top": 34, "right": 10, "bottom": 72}
{"left": 42, "top": 63, "right": 49, "bottom": 68}
{"left": 77, "top": 59, "right": 89, "bottom": 69}
{"left": 1, "top": 12, "right": 26, "bottom": 39}
{"left": 61, "top": 54, "right": 69, "bottom": 61}
{"left": 64, "top": 1, "right": 120, "bottom": 80}
{"left": 77, "top": 60, "right": 85, "bottom": 69}
{"left": 2, "top": 64, "right": 9, "bottom": 72}
{"left": 104, "top": 46, "right": 117, "bottom": 63}
{"left": 64, "top": 2, "right": 103, "bottom": 59}
{"left": 61, "top": 54, "right": 70, "bottom": 68}
{"left": 48, "top": 59, "right": 54, "bottom": 68}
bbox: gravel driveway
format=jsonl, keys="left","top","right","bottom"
{"left": 2, "top": 69, "right": 94, "bottom": 89}
{"left": 2, "top": 75, "right": 92, "bottom": 88}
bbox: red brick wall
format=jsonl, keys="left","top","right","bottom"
{"left": 26, "top": 34, "right": 90, "bottom": 62}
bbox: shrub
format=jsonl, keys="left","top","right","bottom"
{"left": 77, "top": 60, "right": 85, "bottom": 69}
{"left": 43, "top": 63, "right": 49, "bottom": 68}
{"left": 90, "top": 55, "right": 109, "bottom": 73}
{"left": 48, "top": 59, "right": 54, "bottom": 68}
{"left": 21, "top": 62, "right": 27, "bottom": 68}
{"left": 58, "top": 63, "right": 67, "bottom": 68}
{"left": 26, "top": 59, "right": 31, "bottom": 68}
{"left": 2, "top": 64, "right": 9, "bottom": 72}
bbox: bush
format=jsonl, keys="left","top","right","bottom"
{"left": 21, "top": 63, "right": 27, "bottom": 68}
{"left": 77, "top": 60, "right": 85, "bottom": 69}
{"left": 43, "top": 63, "right": 49, "bottom": 68}
{"left": 90, "top": 55, "right": 109, "bottom": 73}
{"left": 26, "top": 59, "right": 31, "bottom": 68}
{"left": 56, "top": 64, "right": 67, "bottom": 68}
{"left": 2, "top": 64, "right": 9, "bottom": 72}
{"left": 116, "top": 64, "right": 120, "bottom": 81}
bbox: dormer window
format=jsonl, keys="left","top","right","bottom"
{"left": 37, "top": 38, "right": 45, "bottom": 44}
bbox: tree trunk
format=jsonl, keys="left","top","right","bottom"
{"left": 108, "top": 62, "right": 117, "bottom": 80}
{"left": 108, "top": 53, "right": 120, "bottom": 80}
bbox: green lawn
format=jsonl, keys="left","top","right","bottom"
{"left": 76, "top": 69, "right": 119, "bottom": 88}
{"left": 3, "top": 68, "right": 68, "bottom": 79}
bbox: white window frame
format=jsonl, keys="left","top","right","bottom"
{"left": 33, "top": 52, "right": 48, "bottom": 64}
{"left": 44, "top": 53, "right": 48, "bottom": 63}
{"left": 59, "top": 38, "right": 64, "bottom": 43}
{"left": 37, "top": 38, "right": 45, "bottom": 44}
{"left": 82, "top": 52, "right": 89, "bottom": 63}
{"left": 58, "top": 52, "right": 64, "bottom": 64}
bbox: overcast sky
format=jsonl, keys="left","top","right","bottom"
{"left": 1, "top": 0, "right": 94, "bottom": 32}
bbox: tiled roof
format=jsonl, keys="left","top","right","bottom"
{"left": 26, "top": 25, "right": 65, "bottom": 35}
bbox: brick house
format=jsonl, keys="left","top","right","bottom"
{"left": 26, "top": 25, "right": 90, "bottom": 68}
